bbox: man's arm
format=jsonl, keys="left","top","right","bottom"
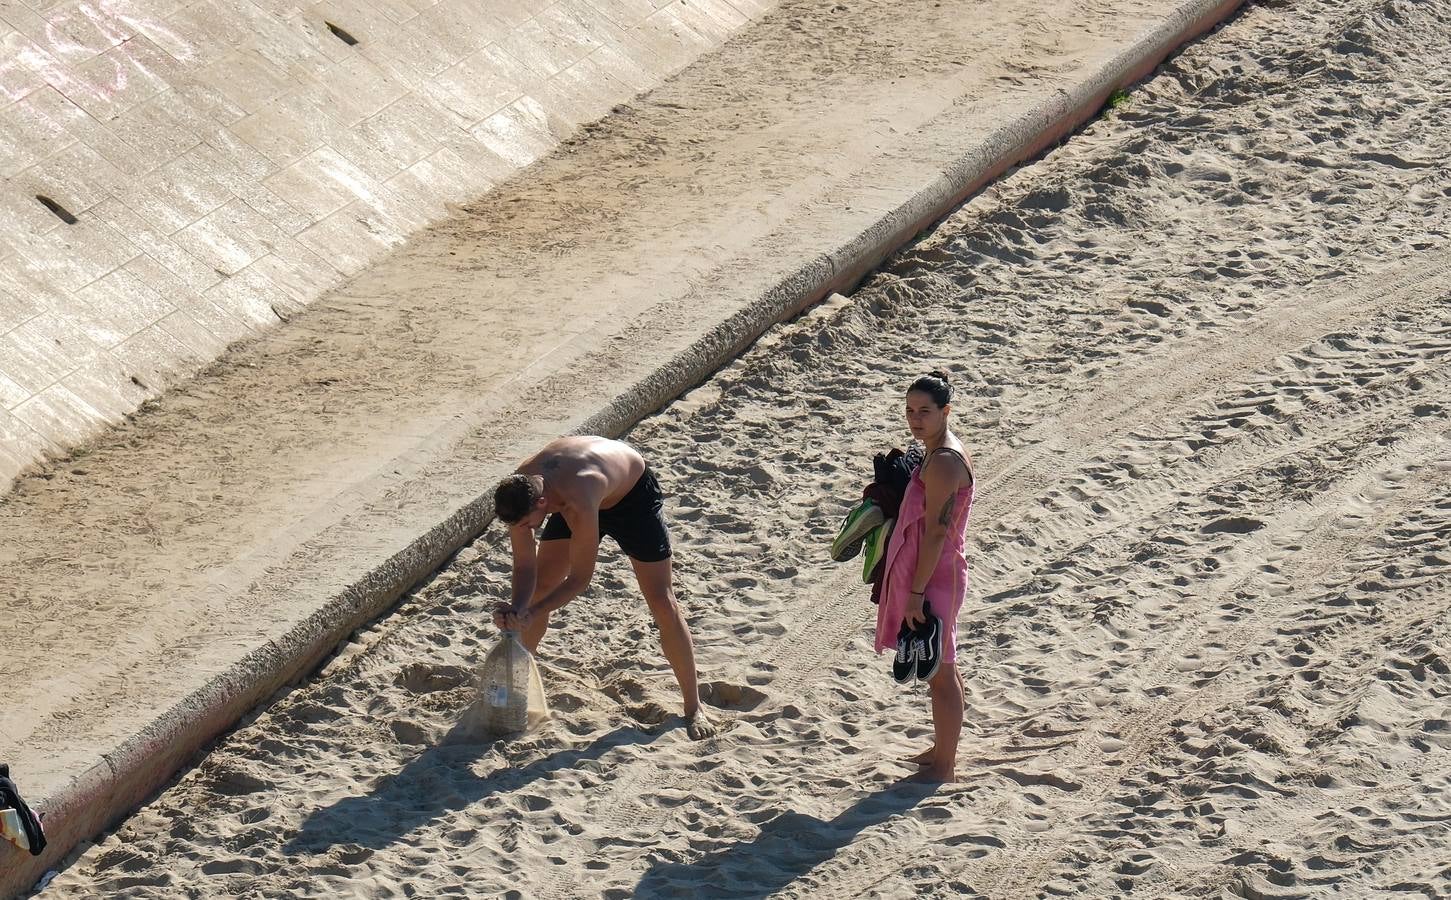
{"left": 508, "top": 523, "right": 538, "bottom": 613}
{"left": 525, "top": 508, "right": 599, "bottom": 619}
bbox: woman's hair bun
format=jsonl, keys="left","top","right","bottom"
{"left": 908, "top": 370, "right": 953, "bottom": 407}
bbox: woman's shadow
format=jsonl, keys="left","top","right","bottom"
{"left": 633, "top": 777, "right": 938, "bottom": 899}
{"left": 285, "top": 718, "right": 659, "bottom": 854}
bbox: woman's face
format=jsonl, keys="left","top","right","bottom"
{"left": 905, "top": 390, "right": 948, "bottom": 440}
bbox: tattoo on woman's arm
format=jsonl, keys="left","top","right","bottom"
{"left": 937, "top": 494, "right": 956, "bottom": 527}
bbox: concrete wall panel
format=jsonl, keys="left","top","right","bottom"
{"left": 0, "top": 0, "right": 769, "bottom": 491}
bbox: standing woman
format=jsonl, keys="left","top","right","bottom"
{"left": 875, "top": 370, "right": 975, "bottom": 782}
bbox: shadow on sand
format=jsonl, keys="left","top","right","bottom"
{"left": 633, "top": 777, "right": 937, "bottom": 899}
{"left": 286, "top": 720, "right": 660, "bottom": 853}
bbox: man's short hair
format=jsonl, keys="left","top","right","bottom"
{"left": 494, "top": 474, "right": 542, "bottom": 525}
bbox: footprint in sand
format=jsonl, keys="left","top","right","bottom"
{"left": 698, "top": 680, "right": 768, "bottom": 712}
{"left": 393, "top": 662, "right": 472, "bottom": 694}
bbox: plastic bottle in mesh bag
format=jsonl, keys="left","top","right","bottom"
{"left": 457, "top": 631, "right": 549, "bottom": 739}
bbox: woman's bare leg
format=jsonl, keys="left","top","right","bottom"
{"left": 913, "top": 664, "right": 964, "bottom": 782}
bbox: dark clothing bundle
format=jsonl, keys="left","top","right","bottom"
{"left": 865, "top": 445, "right": 924, "bottom": 603}
{"left": 867, "top": 446, "right": 923, "bottom": 519}
{"left": 828, "top": 445, "right": 924, "bottom": 603}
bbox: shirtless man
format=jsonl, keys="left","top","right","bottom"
{"left": 491, "top": 436, "right": 717, "bottom": 739}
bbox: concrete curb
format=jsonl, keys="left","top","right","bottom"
{"left": 4, "top": 1, "right": 1242, "bottom": 894}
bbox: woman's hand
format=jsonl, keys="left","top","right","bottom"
{"left": 903, "top": 591, "right": 926, "bottom": 627}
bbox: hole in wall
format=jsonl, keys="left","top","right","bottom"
{"left": 36, "top": 195, "right": 77, "bottom": 224}
{"left": 326, "top": 21, "right": 359, "bottom": 45}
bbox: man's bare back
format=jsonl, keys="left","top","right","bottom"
{"left": 516, "top": 436, "right": 646, "bottom": 514}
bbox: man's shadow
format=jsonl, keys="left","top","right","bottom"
{"left": 285, "top": 720, "right": 658, "bottom": 853}
{"left": 634, "top": 778, "right": 937, "bottom": 899}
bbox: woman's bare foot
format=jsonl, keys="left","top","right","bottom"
{"left": 911, "top": 764, "right": 957, "bottom": 784}
{"left": 901, "top": 746, "right": 937, "bottom": 766}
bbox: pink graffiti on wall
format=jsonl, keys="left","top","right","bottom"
{"left": 1, "top": 0, "right": 194, "bottom": 108}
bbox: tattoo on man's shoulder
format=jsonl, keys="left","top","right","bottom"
{"left": 937, "top": 494, "right": 956, "bottom": 527}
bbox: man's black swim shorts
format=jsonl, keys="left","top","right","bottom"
{"left": 540, "top": 469, "right": 672, "bottom": 562}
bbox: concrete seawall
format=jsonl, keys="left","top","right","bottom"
{"left": 0, "top": 0, "right": 1244, "bottom": 894}
{"left": 0, "top": 0, "right": 769, "bottom": 491}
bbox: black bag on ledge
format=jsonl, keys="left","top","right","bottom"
{"left": 0, "top": 763, "right": 47, "bottom": 856}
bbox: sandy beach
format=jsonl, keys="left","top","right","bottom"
{"left": 36, "top": 0, "right": 1451, "bottom": 895}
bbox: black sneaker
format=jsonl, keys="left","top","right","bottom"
{"left": 892, "top": 621, "right": 917, "bottom": 683}
{"left": 914, "top": 603, "right": 943, "bottom": 682}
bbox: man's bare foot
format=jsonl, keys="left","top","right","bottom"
{"left": 684, "top": 709, "right": 718, "bottom": 740}
{"left": 902, "top": 746, "right": 937, "bottom": 766}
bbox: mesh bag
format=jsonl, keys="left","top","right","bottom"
{"left": 456, "top": 632, "right": 549, "bottom": 739}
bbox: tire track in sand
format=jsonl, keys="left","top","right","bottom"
{"left": 804, "top": 425, "right": 1448, "bottom": 899}
{"left": 555, "top": 252, "right": 1450, "bottom": 877}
